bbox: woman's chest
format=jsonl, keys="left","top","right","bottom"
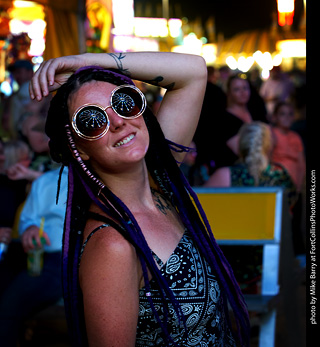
{"left": 136, "top": 233, "right": 230, "bottom": 346}
{"left": 135, "top": 207, "right": 185, "bottom": 265}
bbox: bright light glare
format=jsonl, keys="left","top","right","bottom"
{"left": 9, "top": 18, "right": 46, "bottom": 57}
{"left": 113, "top": 35, "right": 159, "bottom": 52}
{"left": 28, "top": 19, "right": 46, "bottom": 39}
{"left": 276, "top": 39, "right": 306, "bottom": 58}
{"left": 277, "top": 0, "right": 295, "bottom": 12}
{"left": 31, "top": 56, "right": 43, "bottom": 64}
{"left": 272, "top": 53, "right": 283, "bottom": 66}
{"left": 28, "top": 38, "right": 45, "bottom": 56}
{"left": 13, "top": 0, "right": 35, "bottom": 8}
{"left": 226, "top": 56, "right": 238, "bottom": 70}
{"left": 10, "top": 1, "right": 44, "bottom": 21}
{"left": 201, "top": 44, "right": 217, "bottom": 65}
{"left": 9, "top": 19, "right": 28, "bottom": 34}
{"left": 134, "top": 18, "right": 168, "bottom": 37}
{"left": 261, "top": 69, "right": 270, "bottom": 80}
{"left": 172, "top": 33, "right": 202, "bottom": 55}
{"left": 133, "top": 18, "right": 182, "bottom": 38}
{"left": 183, "top": 33, "right": 202, "bottom": 54}
{"left": 168, "top": 19, "right": 182, "bottom": 38}
{"left": 113, "top": 0, "right": 134, "bottom": 35}
{"left": 253, "top": 50, "right": 263, "bottom": 61}
{"left": 31, "top": 56, "right": 43, "bottom": 71}
{"left": 253, "top": 50, "right": 273, "bottom": 70}
{"left": 238, "top": 56, "right": 254, "bottom": 72}
{"left": 0, "top": 81, "right": 12, "bottom": 96}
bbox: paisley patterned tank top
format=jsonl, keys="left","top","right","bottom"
{"left": 80, "top": 225, "right": 236, "bottom": 347}
{"left": 136, "top": 230, "right": 236, "bottom": 346}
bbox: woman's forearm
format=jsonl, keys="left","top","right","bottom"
{"left": 30, "top": 51, "right": 207, "bottom": 101}
{"left": 84, "top": 51, "right": 207, "bottom": 90}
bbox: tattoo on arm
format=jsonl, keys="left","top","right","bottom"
{"left": 108, "top": 53, "right": 130, "bottom": 75}
{"left": 144, "top": 76, "right": 175, "bottom": 91}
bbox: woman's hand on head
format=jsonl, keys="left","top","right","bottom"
{"left": 29, "top": 54, "right": 91, "bottom": 101}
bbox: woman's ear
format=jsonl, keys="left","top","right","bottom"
{"left": 76, "top": 146, "right": 90, "bottom": 161}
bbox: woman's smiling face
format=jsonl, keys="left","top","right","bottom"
{"left": 68, "top": 80, "right": 149, "bottom": 175}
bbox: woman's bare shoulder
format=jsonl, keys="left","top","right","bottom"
{"left": 83, "top": 215, "right": 135, "bottom": 262}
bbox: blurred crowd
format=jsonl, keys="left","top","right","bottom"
{"left": 0, "top": 58, "right": 306, "bottom": 344}
{"left": 0, "top": 60, "right": 66, "bottom": 345}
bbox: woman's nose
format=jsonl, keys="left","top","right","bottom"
{"left": 106, "top": 108, "right": 125, "bottom": 131}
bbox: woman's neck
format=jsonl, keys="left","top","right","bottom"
{"left": 274, "top": 125, "right": 290, "bottom": 134}
{"left": 98, "top": 162, "right": 155, "bottom": 211}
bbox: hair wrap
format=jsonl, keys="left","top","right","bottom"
{"left": 74, "top": 66, "right": 135, "bottom": 86}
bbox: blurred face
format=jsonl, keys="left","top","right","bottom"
{"left": 68, "top": 81, "right": 149, "bottom": 175}
{"left": 12, "top": 68, "right": 33, "bottom": 86}
{"left": 22, "top": 115, "right": 49, "bottom": 153}
{"left": 228, "top": 78, "right": 251, "bottom": 105}
{"left": 273, "top": 104, "right": 294, "bottom": 130}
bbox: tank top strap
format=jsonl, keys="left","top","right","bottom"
{"left": 151, "top": 250, "right": 164, "bottom": 268}
{"left": 78, "top": 223, "right": 111, "bottom": 266}
{"left": 78, "top": 212, "right": 126, "bottom": 267}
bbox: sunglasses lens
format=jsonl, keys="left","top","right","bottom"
{"left": 112, "top": 86, "right": 146, "bottom": 118}
{"left": 75, "top": 106, "right": 109, "bottom": 139}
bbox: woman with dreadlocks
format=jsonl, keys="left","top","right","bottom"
{"left": 29, "top": 52, "right": 250, "bottom": 347}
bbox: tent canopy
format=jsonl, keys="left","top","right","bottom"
{"left": 216, "top": 26, "right": 306, "bottom": 59}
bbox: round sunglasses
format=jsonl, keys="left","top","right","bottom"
{"left": 71, "top": 84, "right": 147, "bottom": 141}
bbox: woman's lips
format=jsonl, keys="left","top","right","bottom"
{"left": 114, "top": 133, "right": 135, "bottom": 147}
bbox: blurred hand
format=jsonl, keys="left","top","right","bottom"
{"left": 6, "top": 163, "right": 42, "bottom": 181}
{"left": 21, "top": 225, "right": 51, "bottom": 253}
{"left": 0, "top": 227, "right": 12, "bottom": 245}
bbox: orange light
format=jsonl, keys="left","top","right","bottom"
{"left": 278, "top": 12, "right": 294, "bottom": 26}
{"left": 277, "top": 0, "right": 295, "bottom": 26}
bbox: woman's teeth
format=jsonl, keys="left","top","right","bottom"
{"left": 115, "top": 134, "right": 135, "bottom": 147}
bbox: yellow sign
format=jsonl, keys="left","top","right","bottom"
{"left": 196, "top": 190, "right": 278, "bottom": 241}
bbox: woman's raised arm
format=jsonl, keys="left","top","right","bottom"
{"left": 30, "top": 52, "right": 207, "bottom": 159}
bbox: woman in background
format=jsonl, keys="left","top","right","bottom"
{"left": 204, "top": 121, "right": 297, "bottom": 208}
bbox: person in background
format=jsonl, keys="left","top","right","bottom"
{"left": 248, "top": 67, "right": 263, "bottom": 91}
{"left": 6, "top": 96, "right": 58, "bottom": 183}
{"left": 204, "top": 121, "right": 297, "bottom": 209}
{"left": 0, "top": 166, "right": 67, "bottom": 347}
{"left": 247, "top": 77, "right": 268, "bottom": 125}
{"left": 0, "top": 139, "right": 31, "bottom": 278}
{"left": 3, "top": 139, "right": 32, "bottom": 170}
{"left": 29, "top": 51, "right": 250, "bottom": 346}
{"left": 271, "top": 101, "right": 305, "bottom": 193}
{"left": 2, "top": 60, "right": 34, "bottom": 139}
{"left": 179, "top": 141, "right": 208, "bottom": 186}
{"left": 203, "top": 121, "right": 304, "bottom": 340}
{"left": 206, "top": 74, "right": 253, "bottom": 173}
{"left": 0, "top": 139, "right": 15, "bottom": 264}
{"left": 217, "top": 65, "right": 232, "bottom": 93}
{"left": 193, "top": 66, "right": 227, "bottom": 177}
{"left": 271, "top": 101, "right": 306, "bottom": 257}
{"left": 260, "top": 65, "right": 294, "bottom": 121}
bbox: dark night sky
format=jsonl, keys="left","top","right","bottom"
{"left": 135, "top": 0, "right": 305, "bottom": 39}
